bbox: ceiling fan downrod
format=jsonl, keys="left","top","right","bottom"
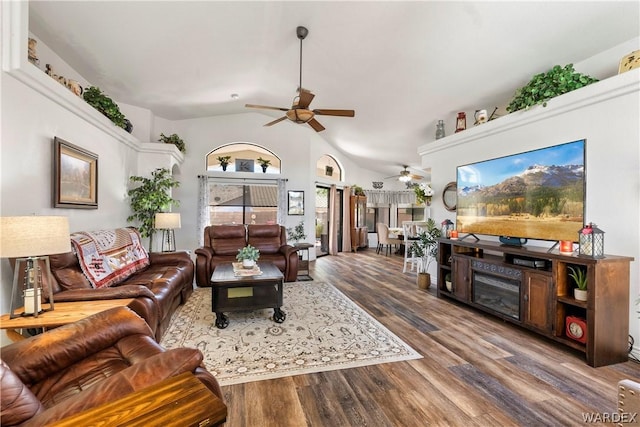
{"left": 297, "top": 26, "right": 308, "bottom": 96}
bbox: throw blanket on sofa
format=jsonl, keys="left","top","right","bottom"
{"left": 70, "top": 228, "right": 150, "bottom": 288}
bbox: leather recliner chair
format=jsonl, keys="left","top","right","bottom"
{"left": 0, "top": 306, "right": 223, "bottom": 426}
{"left": 195, "top": 224, "right": 299, "bottom": 286}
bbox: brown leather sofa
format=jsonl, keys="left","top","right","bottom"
{"left": 0, "top": 306, "right": 224, "bottom": 426}
{"left": 46, "top": 242, "right": 194, "bottom": 342}
{"left": 195, "top": 224, "right": 299, "bottom": 286}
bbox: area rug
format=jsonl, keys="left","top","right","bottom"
{"left": 161, "top": 282, "right": 422, "bottom": 386}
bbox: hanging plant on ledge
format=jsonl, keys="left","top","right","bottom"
{"left": 83, "top": 86, "right": 128, "bottom": 130}
{"left": 506, "top": 64, "right": 598, "bottom": 113}
{"left": 158, "top": 133, "right": 186, "bottom": 153}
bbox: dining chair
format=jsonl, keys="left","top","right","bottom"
{"left": 376, "top": 223, "right": 401, "bottom": 256}
{"left": 402, "top": 221, "right": 420, "bottom": 272}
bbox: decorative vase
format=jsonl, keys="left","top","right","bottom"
{"left": 261, "top": 165, "right": 267, "bottom": 173}
{"left": 445, "top": 280, "right": 452, "bottom": 292}
{"left": 574, "top": 288, "right": 587, "bottom": 301}
{"left": 435, "top": 120, "right": 445, "bottom": 139}
{"left": 417, "top": 272, "right": 431, "bottom": 290}
{"left": 242, "top": 259, "right": 255, "bottom": 269}
{"left": 221, "top": 164, "right": 228, "bottom": 171}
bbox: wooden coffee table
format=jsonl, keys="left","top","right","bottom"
{"left": 209, "top": 261, "right": 285, "bottom": 329}
{"left": 0, "top": 299, "right": 134, "bottom": 342}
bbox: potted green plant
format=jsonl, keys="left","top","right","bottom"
{"left": 83, "top": 86, "right": 128, "bottom": 129}
{"left": 444, "top": 272, "right": 452, "bottom": 292}
{"left": 410, "top": 218, "right": 442, "bottom": 290}
{"left": 236, "top": 244, "right": 260, "bottom": 268}
{"left": 158, "top": 133, "right": 186, "bottom": 154}
{"left": 216, "top": 155, "right": 231, "bottom": 171}
{"left": 568, "top": 265, "right": 588, "bottom": 301}
{"left": 257, "top": 157, "right": 271, "bottom": 173}
{"left": 506, "top": 64, "right": 599, "bottom": 113}
{"left": 127, "top": 168, "right": 180, "bottom": 251}
{"left": 353, "top": 185, "right": 365, "bottom": 196}
{"left": 287, "top": 221, "right": 307, "bottom": 244}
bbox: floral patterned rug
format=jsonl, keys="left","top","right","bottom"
{"left": 161, "top": 282, "right": 422, "bottom": 386}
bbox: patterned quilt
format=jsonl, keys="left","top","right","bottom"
{"left": 70, "top": 228, "right": 150, "bottom": 288}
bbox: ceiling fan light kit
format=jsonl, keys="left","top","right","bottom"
{"left": 245, "top": 26, "right": 354, "bottom": 132}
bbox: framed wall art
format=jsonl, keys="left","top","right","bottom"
{"left": 53, "top": 137, "right": 98, "bottom": 208}
{"left": 287, "top": 190, "right": 304, "bottom": 215}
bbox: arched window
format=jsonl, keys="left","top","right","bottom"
{"left": 207, "top": 143, "right": 281, "bottom": 174}
{"left": 316, "top": 154, "right": 341, "bottom": 181}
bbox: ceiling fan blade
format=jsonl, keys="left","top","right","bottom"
{"left": 307, "top": 118, "right": 325, "bottom": 132}
{"left": 313, "top": 109, "right": 355, "bottom": 117}
{"left": 410, "top": 174, "right": 423, "bottom": 180}
{"left": 245, "top": 104, "right": 289, "bottom": 112}
{"left": 297, "top": 90, "right": 315, "bottom": 108}
{"left": 264, "top": 116, "right": 288, "bottom": 127}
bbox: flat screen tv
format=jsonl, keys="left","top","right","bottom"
{"left": 456, "top": 139, "right": 585, "bottom": 243}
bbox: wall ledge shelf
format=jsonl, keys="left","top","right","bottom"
{"left": 2, "top": 1, "right": 140, "bottom": 153}
{"left": 418, "top": 68, "right": 640, "bottom": 156}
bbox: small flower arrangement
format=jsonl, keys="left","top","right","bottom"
{"left": 414, "top": 182, "right": 434, "bottom": 205}
{"left": 236, "top": 245, "right": 260, "bottom": 262}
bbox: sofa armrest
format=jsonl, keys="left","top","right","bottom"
{"left": 21, "top": 348, "right": 207, "bottom": 427}
{"left": 279, "top": 244, "right": 298, "bottom": 257}
{"left": 195, "top": 247, "right": 214, "bottom": 287}
{"left": 2, "top": 307, "right": 154, "bottom": 385}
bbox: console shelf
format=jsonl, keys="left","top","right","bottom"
{"left": 437, "top": 238, "right": 633, "bottom": 367}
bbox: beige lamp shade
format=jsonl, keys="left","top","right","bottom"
{"left": 0, "top": 216, "right": 70, "bottom": 258}
{"left": 155, "top": 212, "right": 181, "bottom": 230}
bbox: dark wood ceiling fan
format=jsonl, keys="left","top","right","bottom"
{"left": 245, "top": 26, "right": 355, "bottom": 132}
{"left": 385, "top": 165, "right": 424, "bottom": 182}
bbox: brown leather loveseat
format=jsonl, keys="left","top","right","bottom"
{"left": 195, "top": 224, "right": 299, "bottom": 286}
{"left": 46, "top": 227, "right": 194, "bottom": 341}
{"left": 0, "top": 306, "right": 224, "bottom": 426}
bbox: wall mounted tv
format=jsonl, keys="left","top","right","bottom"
{"left": 456, "top": 139, "right": 585, "bottom": 243}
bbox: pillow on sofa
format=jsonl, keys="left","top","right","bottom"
{"left": 70, "top": 228, "right": 150, "bottom": 288}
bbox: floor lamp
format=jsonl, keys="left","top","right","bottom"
{"left": 155, "top": 212, "right": 181, "bottom": 252}
{"left": 0, "top": 216, "right": 70, "bottom": 318}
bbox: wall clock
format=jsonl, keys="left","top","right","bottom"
{"left": 236, "top": 159, "right": 254, "bottom": 172}
{"left": 442, "top": 181, "right": 457, "bottom": 212}
{"left": 565, "top": 316, "right": 587, "bottom": 343}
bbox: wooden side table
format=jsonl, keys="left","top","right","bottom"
{"left": 0, "top": 299, "right": 134, "bottom": 342}
{"left": 294, "top": 242, "right": 314, "bottom": 281}
{"left": 50, "top": 371, "right": 227, "bottom": 426}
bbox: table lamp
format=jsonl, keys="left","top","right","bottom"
{"left": 155, "top": 212, "right": 181, "bottom": 252}
{"left": 0, "top": 216, "right": 70, "bottom": 318}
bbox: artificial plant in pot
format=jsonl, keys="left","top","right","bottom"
{"left": 127, "top": 168, "right": 180, "bottom": 252}
{"left": 506, "top": 64, "right": 598, "bottom": 113}
{"left": 237, "top": 244, "right": 260, "bottom": 268}
{"left": 217, "top": 155, "right": 231, "bottom": 171}
{"left": 568, "top": 265, "right": 588, "bottom": 301}
{"left": 257, "top": 157, "right": 271, "bottom": 173}
{"left": 158, "top": 133, "right": 186, "bottom": 154}
{"left": 410, "top": 218, "right": 442, "bottom": 290}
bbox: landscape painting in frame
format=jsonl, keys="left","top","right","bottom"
{"left": 54, "top": 137, "right": 98, "bottom": 208}
{"left": 456, "top": 140, "right": 585, "bottom": 242}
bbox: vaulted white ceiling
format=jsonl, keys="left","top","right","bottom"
{"left": 28, "top": 1, "right": 639, "bottom": 179}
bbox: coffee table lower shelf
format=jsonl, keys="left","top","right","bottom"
{"left": 210, "top": 262, "right": 286, "bottom": 329}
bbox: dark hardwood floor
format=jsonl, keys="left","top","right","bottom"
{"left": 220, "top": 250, "right": 640, "bottom": 426}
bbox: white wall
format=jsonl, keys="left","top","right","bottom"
{"left": 419, "top": 68, "right": 640, "bottom": 358}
